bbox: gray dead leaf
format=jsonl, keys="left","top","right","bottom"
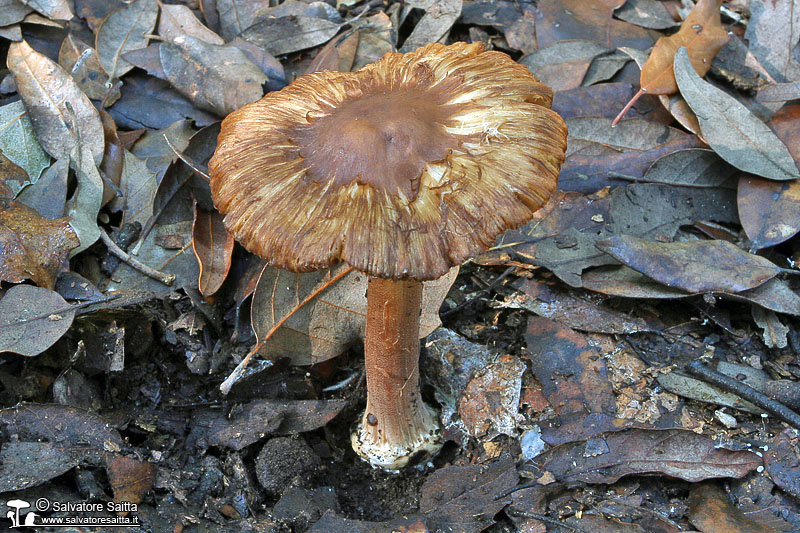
{"left": 0, "top": 100, "right": 49, "bottom": 196}
{"left": 0, "top": 0, "right": 33, "bottom": 26}
{"left": 16, "top": 157, "right": 68, "bottom": 218}
{"left": 66, "top": 144, "right": 103, "bottom": 255}
{"left": 96, "top": 0, "right": 158, "bottom": 80}
{"left": 0, "top": 285, "right": 76, "bottom": 357}
{"left": 216, "top": 0, "right": 271, "bottom": 41}
{"left": 674, "top": 47, "right": 800, "bottom": 181}
{"left": 7, "top": 40, "right": 104, "bottom": 167}
{"left": 582, "top": 265, "right": 693, "bottom": 299}
{"left": 743, "top": 0, "right": 800, "bottom": 83}
{"left": 752, "top": 306, "right": 789, "bottom": 348}
{"left": 566, "top": 116, "right": 689, "bottom": 156}
{"left": 596, "top": 235, "right": 781, "bottom": 293}
{"left": 111, "top": 150, "right": 158, "bottom": 227}
{"left": 0, "top": 442, "right": 84, "bottom": 492}
{"left": 582, "top": 51, "right": 631, "bottom": 86}
{"left": 159, "top": 34, "right": 267, "bottom": 117}
{"left": 643, "top": 149, "right": 737, "bottom": 188}
{"left": 159, "top": 3, "right": 224, "bottom": 45}
{"left": 614, "top": 0, "right": 678, "bottom": 30}
{"left": 59, "top": 34, "right": 121, "bottom": 105}
{"left": 252, "top": 265, "right": 458, "bottom": 366}
{"left": 20, "top": 0, "right": 72, "bottom": 20}
{"left": 520, "top": 40, "right": 610, "bottom": 92}
{"left": 657, "top": 372, "right": 760, "bottom": 414}
{"left": 400, "top": 0, "right": 463, "bottom": 53}
{"left": 459, "top": 354, "right": 524, "bottom": 438}
{"left": 757, "top": 82, "right": 800, "bottom": 103}
{"left": 240, "top": 15, "right": 342, "bottom": 56}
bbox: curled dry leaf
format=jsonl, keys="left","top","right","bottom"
{"left": 95, "top": 0, "right": 158, "bottom": 80}
{"left": 0, "top": 285, "right": 77, "bottom": 356}
{"left": 738, "top": 176, "right": 800, "bottom": 251}
{"left": 596, "top": 235, "right": 781, "bottom": 293}
{"left": 192, "top": 203, "right": 234, "bottom": 297}
{"left": 7, "top": 40, "right": 105, "bottom": 166}
{"left": 0, "top": 199, "right": 79, "bottom": 289}
{"left": 674, "top": 47, "right": 800, "bottom": 181}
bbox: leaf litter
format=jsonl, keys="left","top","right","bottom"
{"left": 0, "top": 0, "right": 799, "bottom": 531}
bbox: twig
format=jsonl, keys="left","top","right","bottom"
{"left": 505, "top": 510, "right": 584, "bottom": 532}
{"left": 220, "top": 265, "right": 355, "bottom": 395}
{"left": 165, "top": 134, "right": 210, "bottom": 182}
{"left": 100, "top": 229, "right": 176, "bottom": 286}
{"left": 686, "top": 360, "right": 800, "bottom": 430}
{"left": 441, "top": 266, "right": 515, "bottom": 317}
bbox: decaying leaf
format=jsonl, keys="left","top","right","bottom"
{"left": 105, "top": 455, "right": 155, "bottom": 507}
{"left": 521, "top": 428, "right": 761, "bottom": 484}
{"left": 459, "top": 354, "right": 525, "bottom": 438}
{"left": 614, "top": 0, "right": 677, "bottom": 30}
{"left": 752, "top": 306, "right": 789, "bottom": 349}
{"left": 744, "top": 0, "right": 800, "bottom": 83}
{"left": 0, "top": 100, "right": 49, "bottom": 196}
{"left": 158, "top": 3, "right": 224, "bottom": 45}
{"left": 688, "top": 482, "right": 778, "bottom": 533}
{"left": 95, "top": 0, "right": 158, "bottom": 80}
{"left": 520, "top": 40, "right": 610, "bottom": 92}
{"left": 0, "top": 285, "right": 76, "bottom": 356}
{"left": 400, "top": 0, "right": 463, "bottom": 53}
{"left": 21, "top": 0, "right": 72, "bottom": 20}
{"left": 58, "top": 34, "right": 120, "bottom": 104}
{"left": 0, "top": 199, "right": 78, "bottom": 288}
{"left": 738, "top": 176, "right": 800, "bottom": 251}
{"left": 596, "top": 235, "right": 781, "bottom": 293}
{"left": 639, "top": 0, "right": 729, "bottom": 95}
{"left": 192, "top": 203, "right": 234, "bottom": 297}
{"left": 674, "top": 47, "right": 800, "bottom": 181}
{"left": 7, "top": 40, "right": 105, "bottom": 166}
{"left": 252, "top": 265, "right": 458, "bottom": 365}
{"left": 239, "top": 15, "right": 341, "bottom": 56}
{"left": 159, "top": 34, "right": 268, "bottom": 117}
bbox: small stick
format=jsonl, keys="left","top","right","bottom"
{"left": 686, "top": 360, "right": 800, "bottom": 430}
{"left": 220, "top": 265, "right": 355, "bottom": 394}
{"left": 611, "top": 88, "right": 644, "bottom": 127}
{"left": 100, "top": 229, "right": 176, "bottom": 286}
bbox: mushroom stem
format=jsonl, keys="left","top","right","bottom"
{"left": 352, "top": 277, "right": 441, "bottom": 471}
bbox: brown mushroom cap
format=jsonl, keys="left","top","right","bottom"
{"left": 209, "top": 42, "right": 567, "bottom": 280}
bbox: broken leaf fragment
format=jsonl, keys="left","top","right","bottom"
{"left": 0, "top": 199, "right": 78, "bottom": 288}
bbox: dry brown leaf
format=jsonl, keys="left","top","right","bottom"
{"left": 192, "top": 203, "right": 234, "bottom": 297}
{"left": 688, "top": 482, "right": 777, "bottom": 533}
{"left": 105, "top": 456, "right": 155, "bottom": 510}
{"left": 0, "top": 199, "right": 79, "bottom": 289}
{"left": 738, "top": 176, "right": 800, "bottom": 251}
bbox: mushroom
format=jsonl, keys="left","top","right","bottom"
{"left": 209, "top": 42, "right": 567, "bottom": 470}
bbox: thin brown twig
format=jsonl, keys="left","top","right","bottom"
{"left": 220, "top": 265, "right": 356, "bottom": 394}
{"left": 100, "top": 228, "right": 176, "bottom": 286}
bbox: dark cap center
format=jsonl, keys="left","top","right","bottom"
{"left": 294, "top": 88, "right": 460, "bottom": 202}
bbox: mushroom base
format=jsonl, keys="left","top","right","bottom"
{"left": 351, "top": 277, "right": 442, "bottom": 471}
{"left": 352, "top": 401, "right": 441, "bottom": 472}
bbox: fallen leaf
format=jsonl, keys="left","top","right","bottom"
{"left": 614, "top": 0, "right": 677, "bottom": 30}
{"left": 0, "top": 285, "right": 76, "bottom": 356}
{"left": 764, "top": 429, "right": 800, "bottom": 500}
{"left": 0, "top": 442, "right": 84, "bottom": 492}
{"left": 58, "top": 34, "right": 121, "bottom": 104}
{"left": 0, "top": 100, "right": 49, "bottom": 196}
{"left": 158, "top": 3, "right": 224, "bottom": 45}
{"left": 400, "top": 0, "right": 463, "bottom": 53}
{"left": 643, "top": 149, "right": 736, "bottom": 187}
{"left": 187, "top": 399, "right": 347, "bottom": 450}
{"left": 16, "top": 157, "right": 68, "bottom": 219}
{"left": 310, "top": 511, "right": 426, "bottom": 533}
{"left": 215, "top": 0, "right": 271, "bottom": 40}
{"left": 65, "top": 143, "right": 104, "bottom": 255}
{"left": 239, "top": 15, "right": 341, "bottom": 56}
{"left": 582, "top": 265, "right": 693, "bottom": 299}
{"left": 656, "top": 372, "right": 760, "bottom": 414}
{"left": 752, "top": 306, "right": 789, "bottom": 349}
{"left": 520, "top": 40, "right": 610, "bottom": 92}
{"left": 582, "top": 51, "right": 631, "bottom": 85}
{"left": 688, "top": 482, "right": 778, "bottom": 533}
{"left": 525, "top": 316, "right": 616, "bottom": 417}
{"left": 674, "top": 47, "right": 800, "bottom": 181}
{"left": 0, "top": 199, "right": 78, "bottom": 288}
{"left": 738, "top": 176, "right": 800, "bottom": 251}
{"left": 459, "top": 354, "right": 525, "bottom": 438}
{"left": 744, "top": 0, "right": 800, "bottom": 83}
{"left": 159, "top": 34, "right": 267, "bottom": 116}
{"left": 307, "top": 30, "right": 360, "bottom": 74}
{"left": 7, "top": 40, "right": 105, "bottom": 166}
{"left": 552, "top": 83, "right": 652, "bottom": 120}
{"left": 20, "top": 0, "right": 72, "bottom": 20}
{"left": 596, "top": 235, "right": 781, "bottom": 293}
{"left": 106, "top": 456, "right": 155, "bottom": 507}
{"left": 0, "top": 0, "right": 33, "bottom": 26}
{"left": 420, "top": 455, "right": 517, "bottom": 533}
{"left": 95, "top": 0, "right": 158, "bottom": 80}
{"left": 192, "top": 203, "right": 234, "bottom": 297}
{"left": 536, "top": 0, "right": 656, "bottom": 50}
{"left": 252, "top": 265, "right": 458, "bottom": 365}
{"left": 520, "top": 428, "right": 761, "bottom": 484}
{"left": 757, "top": 81, "right": 800, "bottom": 103}
{"left": 111, "top": 150, "right": 158, "bottom": 227}
{"left": 639, "top": 0, "right": 729, "bottom": 95}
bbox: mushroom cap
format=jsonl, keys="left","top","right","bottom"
{"left": 209, "top": 42, "right": 567, "bottom": 280}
